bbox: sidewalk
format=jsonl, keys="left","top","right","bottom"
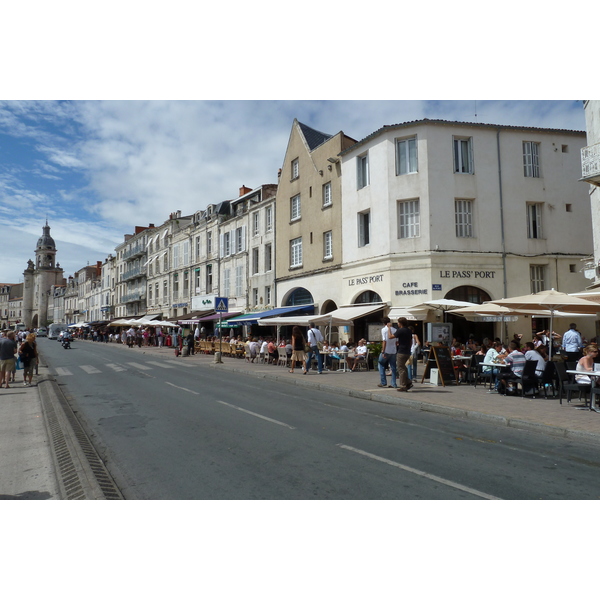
{"left": 3, "top": 342, "right": 600, "bottom": 500}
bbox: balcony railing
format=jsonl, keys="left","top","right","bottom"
{"left": 123, "top": 244, "right": 146, "bottom": 260}
{"left": 122, "top": 291, "right": 146, "bottom": 303}
{"left": 122, "top": 266, "right": 143, "bottom": 281}
{"left": 581, "top": 141, "right": 600, "bottom": 186}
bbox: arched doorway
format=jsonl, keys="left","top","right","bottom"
{"left": 284, "top": 287, "right": 314, "bottom": 306}
{"left": 320, "top": 299, "right": 337, "bottom": 314}
{"left": 445, "top": 286, "right": 493, "bottom": 344}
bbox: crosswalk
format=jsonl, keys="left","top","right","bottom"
{"left": 51, "top": 360, "right": 197, "bottom": 377}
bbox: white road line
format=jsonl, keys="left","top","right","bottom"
{"left": 125, "top": 362, "right": 152, "bottom": 371}
{"left": 54, "top": 367, "right": 73, "bottom": 376}
{"left": 164, "top": 360, "right": 196, "bottom": 368}
{"left": 106, "top": 363, "right": 126, "bottom": 372}
{"left": 146, "top": 361, "right": 174, "bottom": 369}
{"left": 80, "top": 365, "right": 102, "bottom": 374}
{"left": 165, "top": 382, "right": 200, "bottom": 395}
{"left": 217, "top": 401, "right": 296, "bottom": 430}
{"left": 338, "top": 444, "right": 501, "bottom": 500}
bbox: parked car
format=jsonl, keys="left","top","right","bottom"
{"left": 36, "top": 327, "right": 47, "bottom": 337}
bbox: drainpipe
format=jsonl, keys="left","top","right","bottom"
{"left": 497, "top": 129, "right": 508, "bottom": 341}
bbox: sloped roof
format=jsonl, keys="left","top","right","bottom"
{"left": 298, "top": 121, "right": 333, "bottom": 151}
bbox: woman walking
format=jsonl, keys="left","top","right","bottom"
{"left": 18, "top": 332, "right": 38, "bottom": 386}
{"left": 290, "top": 325, "right": 307, "bottom": 374}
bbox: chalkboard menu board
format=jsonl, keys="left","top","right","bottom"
{"left": 421, "top": 345, "right": 457, "bottom": 387}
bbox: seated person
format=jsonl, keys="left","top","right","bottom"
{"left": 575, "top": 345, "right": 598, "bottom": 384}
{"left": 497, "top": 341, "right": 526, "bottom": 394}
{"left": 267, "top": 339, "right": 277, "bottom": 364}
{"left": 523, "top": 341, "right": 546, "bottom": 377}
{"left": 350, "top": 339, "right": 368, "bottom": 371}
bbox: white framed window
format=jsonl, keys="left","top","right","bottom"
{"left": 358, "top": 211, "right": 370, "bottom": 247}
{"left": 163, "top": 280, "right": 168, "bottom": 302}
{"left": 291, "top": 194, "right": 301, "bottom": 221}
{"left": 253, "top": 288, "right": 259, "bottom": 306}
{"left": 207, "top": 231, "right": 212, "bottom": 255}
{"left": 194, "top": 269, "right": 201, "bottom": 292}
{"left": 527, "top": 203, "right": 543, "bottom": 239}
{"left": 398, "top": 199, "right": 420, "bottom": 239}
{"left": 220, "top": 231, "right": 231, "bottom": 257}
{"left": 265, "top": 206, "right": 273, "bottom": 231}
{"left": 322, "top": 182, "right": 332, "bottom": 207}
{"left": 235, "top": 265, "right": 243, "bottom": 297}
{"left": 252, "top": 248, "right": 259, "bottom": 274}
{"left": 530, "top": 265, "right": 546, "bottom": 293}
{"left": 155, "top": 282, "right": 159, "bottom": 302}
{"left": 291, "top": 158, "right": 299, "bottom": 179}
{"left": 523, "top": 141, "right": 540, "bottom": 177}
{"left": 173, "top": 244, "right": 180, "bottom": 268}
{"left": 183, "top": 271, "right": 189, "bottom": 294}
{"left": 323, "top": 231, "right": 333, "bottom": 259}
{"left": 252, "top": 212, "right": 260, "bottom": 236}
{"left": 453, "top": 137, "right": 473, "bottom": 174}
{"left": 183, "top": 240, "right": 189, "bottom": 266}
{"left": 163, "top": 252, "right": 168, "bottom": 272}
{"left": 236, "top": 226, "right": 245, "bottom": 253}
{"left": 455, "top": 199, "right": 474, "bottom": 238}
{"left": 206, "top": 264, "right": 213, "bottom": 291}
{"left": 290, "top": 237, "right": 302, "bottom": 268}
{"left": 195, "top": 235, "right": 201, "bottom": 260}
{"left": 396, "top": 136, "right": 418, "bottom": 175}
{"left": 265, "top": 243, "right": 272, "bottom": 272}
{"left": 357, "top": 154, "right": 369, "bottom": 189}
{"left": 265, "top": 285, "right": 271, "bottom": 305}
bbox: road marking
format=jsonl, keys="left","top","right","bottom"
{"left": 164, "top": 360, "right": 196, "bottom": 368}
{"left": 125, "top": 362, "right": 152, "bottom": 371}
{"left": 338, "top": 444, "right": 501, "bottom": 500}
{"left": 165, "top": 382, "right": 200, "bottom": 395}
{"left": 217, "top": 401, "right": 296, "bottom": 430}
{"left": 54, "top": 367, "right": 73, "bottom": 376}
{"left": 106, "top": 363, "right": 126, "bottom": 372}
{"left": 146, "top": 361, "right": 174, "bottom": 369}
{"left": 80, "top": 365, "right": 102, "bottom": 374}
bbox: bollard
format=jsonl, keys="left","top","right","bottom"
{"left": 214, "top": 351, "right": 223, "bottom": 364}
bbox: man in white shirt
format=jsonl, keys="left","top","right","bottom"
{"left": 305, "top": 323, "right": 325, "bottom": 374}
{"left": 378, "top": 317, "right": 397, "bottom": 388}
{"left": 562, "top": 323, "right": 583, "bottom": 362}
{"left": 523, "top": 341, "right": 545, "bottom": 377}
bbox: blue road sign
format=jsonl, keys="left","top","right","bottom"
{"left": 215, "top": 297, "right": 229, "bottom": 312}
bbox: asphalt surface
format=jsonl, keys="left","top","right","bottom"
{"left": 3, "top": 337, "right": 600, "bottom": 500}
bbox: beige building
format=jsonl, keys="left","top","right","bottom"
{"left": 274, "top": 120, "right": 356, "bottom": 314}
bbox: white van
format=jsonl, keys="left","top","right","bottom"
{"left": 48, "top": 323, "right": 68, "bottom": 340}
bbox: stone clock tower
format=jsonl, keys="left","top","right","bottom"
{"left": 23, "top": 221, "right": 65, "bottom": 328}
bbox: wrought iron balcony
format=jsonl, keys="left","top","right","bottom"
{"left": 581, "top": 141, "right": 600, "bottom": 186}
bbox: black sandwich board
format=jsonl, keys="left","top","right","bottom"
{"left": 421, "top": 345, "right": 458, "bottom": 387}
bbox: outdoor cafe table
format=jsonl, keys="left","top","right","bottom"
{"left": 452, "top": 355, "right": 472, "bottom": 382}
{"left": 567, "top": 370, "right": 600, "bottom": 413}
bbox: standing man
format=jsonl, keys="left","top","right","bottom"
{"left": 394, "top": 317, "right": 413, "bottom": 392}
{"left": 378, "top": 317, "right": 397, "bottom": 388}
{"left": 562, "top": 323, "right": 583, "bottom": 362}
{"left": 305, "top": 322, "right": 324, "bottom": 374}
{"left": 0, "top": 330, "right": 18, "bottom": 389}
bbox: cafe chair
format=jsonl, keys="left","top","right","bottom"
{"left": 554, "top": 360, "right": 590, "bottom": 406}
{"left": 473, "top": 357, "right": 494, "bottom": 389}
{"left": 517, "top": 360, "right": 540, "bottom": 397}
{"left": 540, "top": 361, "right": 557, "bottom": 398}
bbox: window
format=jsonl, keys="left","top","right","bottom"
{"left": 163, "top": 280, "right": 168, "bottom": 302}
{"left": 220, "top": 231, "right": 231, "bottom": 257}
{"left": 291, "top": 158, "right": 299, "bottom": 180}
{"left": 323, "top": 231, "right": 333, "bottom": 259}
{"left": 194, "top": 269, "right": 201, "bottom": 292}
{"left": 396, "top": 136, "right": 418, "bottom": 175}
{"left": 358, "top": 211, "right": 370, "bottom": 247}
{"left": 527, "top": 203, "right": 543, "bottom": 239}
{"left": 207, "top": 231, "right": 212, "bottom": 255}
{"left": 530, "top": 265, "right": 546, "bottom": 293}
{"left": 265, "top": 243, "right": 272, "bottom": 272}
{"left": 455, "top": 199, "right": 474, "bottom": 238}
{"left": 163, "top": 252, "right": 168, "bottom": 272}
{"left": 265, "top": 206, "right": 273, "bottom": 231}
{"left": 290, "top": 237, "right": 302, "bottom": 268}
{"left": 322, "top": 182, "right": 332, "bottom": 207}
{"left": 291, "top": 194, "right": 301, "bottom": 221}
{"left": 183, "top": 240, "right": 189, "bottom": 266}
{"left": 235, "top": 265, "right": 243, "bottom": 297}
{"left": 357, "top": 154, "right": 369, "bottom": 188}
{"left": 252, "top": 212, "right": 260, "bottom": 236}
{"left": 223, "top": 269, "right": 230, "bottom": 297}
{"left": 173, "top": 244, "right": 180, "bottom": 268}
{"left": 453, "top": 137, "right": 473, "bottom": 173}
{"left": 523, "top": 141, "right": 540, "bottom": 177}
{"left": 252, "top": 248, "right": 259, "bottom": 274}
{"left": 253, "top": 288, "right": 259, "bottom": 306}
{"left": 155, "top": 282, "right": 159, "bottom": 302}
{"left": 236, "top": 226, "right": 245, "bottom": 253}
{"left": 183, "top": 271, "right": 189, "bottom": 294}
{"left": 398, "top": 199, "right": 420, "bottom": 238}
{"left": 265, "top": 285, "right": 271, "bottom": 305}
{"left": 195, "top": 236, "right": 201, "bottom": 260}
{"left": 206, "top": 264, "right": 213, "bottom": 291}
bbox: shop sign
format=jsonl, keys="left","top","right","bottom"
{"left": 439, "top": 270, "right": 496, "bottom": 279}
{"left": 395, "top": 282, "right": 427, "bottom": 296}
{"left": 348, "top": 274, "right": 384, "bottom": 286}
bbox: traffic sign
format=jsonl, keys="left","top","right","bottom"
{"left": 215, "top": 297, "right": 229, "bottom": 312}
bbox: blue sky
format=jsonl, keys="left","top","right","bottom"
{"left": 0, "top": 99, "right": 588, "bottom": 283}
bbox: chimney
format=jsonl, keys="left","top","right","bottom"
{"left": 239, "top": 185, "right": 252, "bottom": 197}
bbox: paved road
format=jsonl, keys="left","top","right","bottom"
{"left": 40, "top": 338, "right": 600, "bottom": 500}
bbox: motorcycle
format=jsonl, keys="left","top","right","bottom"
{"left": 62, "top": 336, "right": 72, "bottom": 349}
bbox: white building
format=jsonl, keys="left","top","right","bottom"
{"left": 335, "top": 119, "right": 592, "bottom": 342}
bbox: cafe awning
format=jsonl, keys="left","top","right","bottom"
{"left": 387, "top": 306, "right": 430, "bottom": 321}
{"left": 228, "top": 304, "right": 315, "bottom": 325}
